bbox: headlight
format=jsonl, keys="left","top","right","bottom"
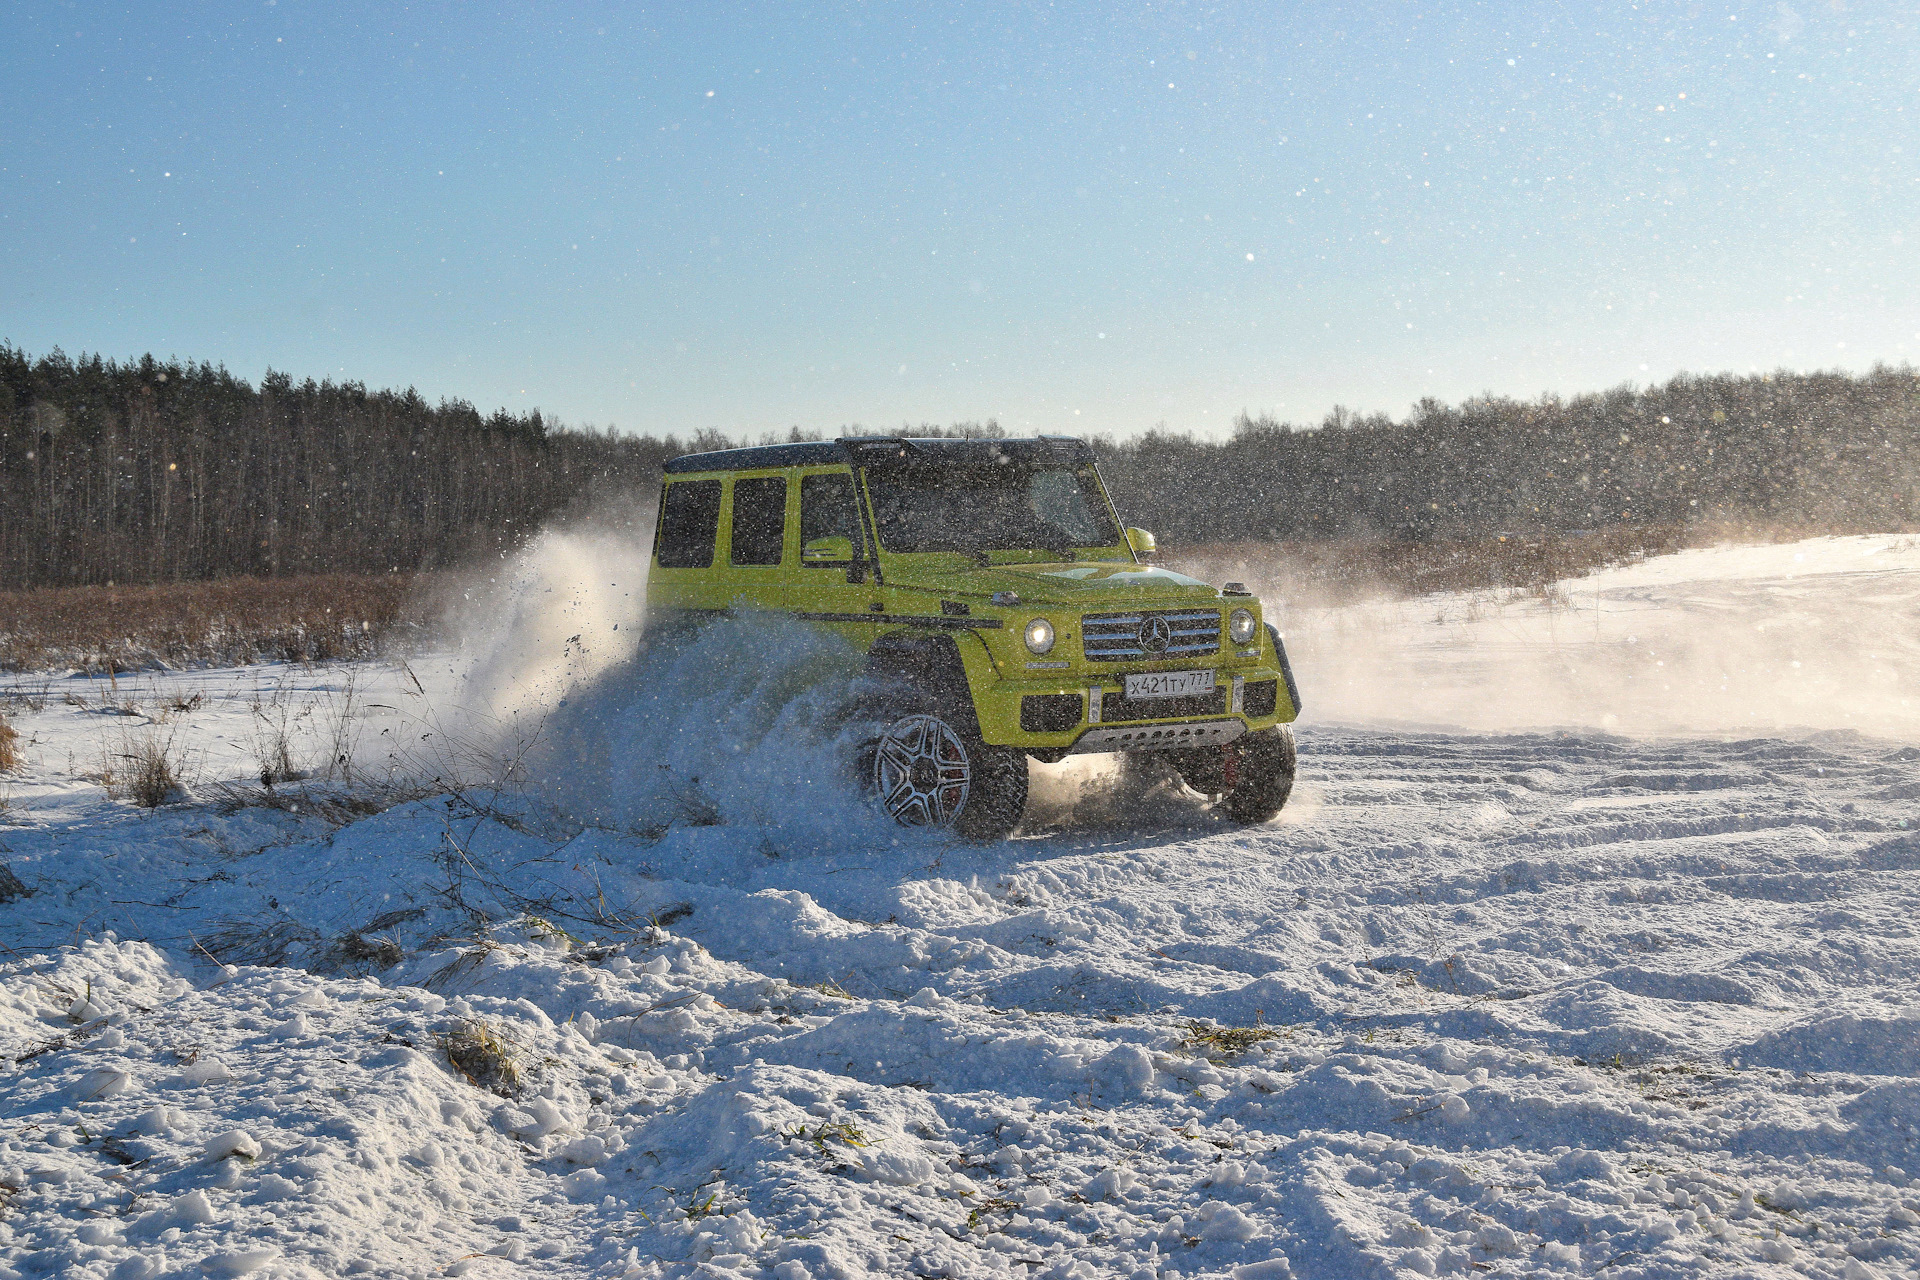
{"left": 1228, "top": 608, "right": 1258, "bottom": 645}
{"left": 1023, "top": 617, "right": 1056, "bottom": 655}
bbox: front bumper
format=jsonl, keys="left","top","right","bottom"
{"left": 971, "top": 663, "right": 1291, "bottom": 752}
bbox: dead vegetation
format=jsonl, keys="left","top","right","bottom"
{"left": 781, "top": 1120, "right": 869, "bottom": 1152}
{"left": 204, "top": 778, "right": 430, "bottom": 825}
{"left": 319, "top": 930, "right": 406, "bottom": 973}
{"left": 249, "top": 690, "right": 301, "bottom": 786}
{"left": 195, "top": 916, "right": 325, "bottom": 968}
{"left": 439, "top": 1016, "right": 525, "bottom": 1096}
{"left": 103, "top": 727, "right": 189, "bottom": 807}
{"left": 0, "top": 572, "right": 441, "bottom": 673}
{"left": 0, "top": 713, "right": 16, "bottom": 772}
{"left": 1179, "top": 1021, "right": 1279, "bottom": 1059}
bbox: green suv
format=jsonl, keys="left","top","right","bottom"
{"left": 646, "top": 435, "right": 1301, "bottom": 839}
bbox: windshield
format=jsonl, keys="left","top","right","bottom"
{"left": 864, "top": 464, "right": 1122, "bottom": 557}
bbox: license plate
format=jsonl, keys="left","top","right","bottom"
{"left": 1124, "top": 669, "right": 1216, "bottom": 700}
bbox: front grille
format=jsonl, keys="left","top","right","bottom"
{"left": 1081, "top": 608, "right": 1221, "bottom": 662}
{"left": 1020, "top": 693, "right": 1083, "bottom": 733}
{"left": 1101, "top": 689, "right": 1227, "bottom": 723}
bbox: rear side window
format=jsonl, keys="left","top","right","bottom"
{"left": 729, "top": 476, "right": 789, "bottom": 567}
{"left": 800, "top": 473, "right": 865, "bottom": 554}
{"left": 655, "top": 479, "right": 722, "bottom": 568}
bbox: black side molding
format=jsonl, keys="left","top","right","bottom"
{"left": 1267, "top": 623, "right": 1303, "bottom": 717}
{"left": 794, "top": 611, "right": 1002, "bottom": 631}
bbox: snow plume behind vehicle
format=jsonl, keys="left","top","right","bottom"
{"left": 421, "top": 524, "right": 652, "bottom": 789}
{"left": 521, "top": 616, "right": 911, "bottom": 849}
{"left": 427, "top": 518, "right": 914, "bottom": 848}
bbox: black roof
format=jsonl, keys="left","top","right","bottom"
{"left": 662, "top": 441, "right": 846, "bottom": 474}
{"left": 663, "top": 435, "right": 1091, "bottom": 475}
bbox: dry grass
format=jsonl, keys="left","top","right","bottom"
{"left": 204, "top": 778, "right": 435, "bottom": 824}
{"left": 440, "top": 1016, "right": 525, "bottom": 1096}
{"left": 317, "top": 929, "right": 407, "bottom": 974}
{"left": 196, "top": 916, "right": 325, "bottom": 968}
{"left": 0, "top": 682, "right": 51, "bottom": 715}
{"left": 248, "top": 688, "right": 303, "bottom": 786}
{"left": 1179, "top": 1021, "right": 1278, "bottom": 1059}
{"left": 0, "top": 572, "right": 442, "bottom": 674}
{"left": 0, "top": 713, "right": 16, "bottom": 773}
{"left": 104, "top": 728, "right": 189, "bottom": 807}
{"left": 781, "top": 1120, "right": 869, "bottom": 1152}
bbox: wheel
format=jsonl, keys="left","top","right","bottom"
{"left": 865, "top": 703, "right": 1028, "bottom": 841}
{"left": 1221, "top": 725, "right": 1297, "bottom": 824}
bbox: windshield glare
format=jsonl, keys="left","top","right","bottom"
{"left": 865, "top": 464, "right": 1122, "bottom": 556}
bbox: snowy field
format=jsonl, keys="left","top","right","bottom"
{"left": 3, "top": 535, "right": 1920, "bottom": 1280}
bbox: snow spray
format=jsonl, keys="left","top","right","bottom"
{"left": 429, "top": 520, "right": 917, "bottom": 850}
{"left": 1182, "top": 535, "right": 1920, "bottom": 738}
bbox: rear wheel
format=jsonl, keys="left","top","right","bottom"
{"left": 864, "top": 701, "right": 1028, "bottom": 841}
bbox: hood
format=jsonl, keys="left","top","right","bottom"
{"left": 883, "top": 558, "right": 1224, "bottom": 607}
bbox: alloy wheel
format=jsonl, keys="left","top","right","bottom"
{"left": 873, "top": 714, "right": 972, "bottom": 826}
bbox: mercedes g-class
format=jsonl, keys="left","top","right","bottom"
{"left": 646, "top": 435, "right": 1301, "bottom": 839}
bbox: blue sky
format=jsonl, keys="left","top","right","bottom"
{"left": 2, "top": 2, "right": 1915, "bottom": 438}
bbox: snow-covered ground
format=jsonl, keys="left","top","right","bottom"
{"left": 3, "top": 536, "right": 1919, "bottom": 1280}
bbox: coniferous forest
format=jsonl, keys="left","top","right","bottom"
{"left": 2, "top": 344, "right": 1916, "bottom": 589}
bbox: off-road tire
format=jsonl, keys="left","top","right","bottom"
{"left": 953, "top": 740, "right": 1029, "bottom": 842}
{"left": 1221, "top": 725, "right": 1297, "bottom": 824}
{"left": 860, "top": 693, "right": 1028, "bottom": 842}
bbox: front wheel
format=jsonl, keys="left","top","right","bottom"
{"left": 1221, "top": 725, "right": 1297, "bottom": 824}
{"left": 867, "top": 709, "right": 1028, "bottom": 841}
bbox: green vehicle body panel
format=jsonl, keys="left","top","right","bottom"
{"left": 644, "top": 443, "right": 1300, "bottom": 752}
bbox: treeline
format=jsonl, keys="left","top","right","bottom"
{"left": 3, "top": 344, "right": 1917, "bottom": 588}
{"left": 1095, "top": 367, "right": 1920, "bottom": 545}
{"left": 0, "top": 346, "right": 687, "bottom": 588}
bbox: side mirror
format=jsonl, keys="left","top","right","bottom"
{"left": 1125, "top": 527, "right": 1158, "bottom": 560}
{"left": 802, "top": 535, "right": 855, "bottom": 564}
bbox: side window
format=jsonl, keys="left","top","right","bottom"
{"left": 655, "top": 479, "right": 722, "bottom": 568}
{"left": 729, "top": 476, "right": 789, "bottom": 567}
{"left": 800, "top": 473, "right": 865, "bottom": 556}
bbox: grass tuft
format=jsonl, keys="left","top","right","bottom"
{"left": 320, "top": 931, "right": 405, "bottom": 973}
{"left": 0, "top": 713, "right": 16, "bottom": 772}
{"left": 197, "top": 916, "right": 325, "bottom": 968}
{"left": 1179, "top": 1021, "right": 1278, "bottom": 1059}
{"left": 519, "top": 915, "right": 580, "bottom": 951}
{"left": 106, "top": 728, "right": 188, "bottom": 807}
{"left": 423, "top": 939, "right": 501, "bottom": 993}
{"left": 781, "top": 1120, "right": 868, "bottom": 1152}
{"left": 439, "top": 1016, "right": 524, "bottom": 1096}
{"left": 205, "top": 778, "right": 435, "bottom": 826}
{"left": 965, "top": 1197, "right": 1020, "bottom": 1233}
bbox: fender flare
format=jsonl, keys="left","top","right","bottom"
{"left": 1266, "top": 623, "right": 1303, "bottom": 718}
{"left": 865, "top": 630, "right": 984, "bottom": 737}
